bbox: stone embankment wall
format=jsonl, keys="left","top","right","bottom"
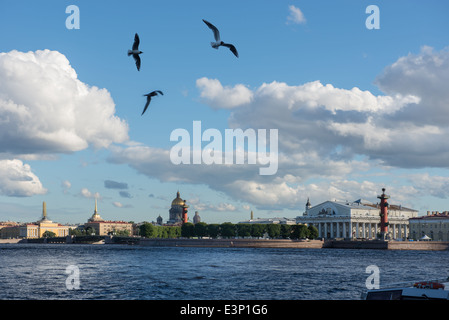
{"left": 324, "top": 239, "right": 449, "bottom": 250}
{"left": 140, "top": 238, "right": 449, "bottom": 250}
{"left": 3, "top": 237, "right": 448, "bottom": 250}
{"left": 0, "top": 239, "right": 22, "bottom": 244}
{"left": 387, "top": 241, "right": 449, "bottom": 250}
{"left": 139, "top": 238, "right": 324, "bottom": 249}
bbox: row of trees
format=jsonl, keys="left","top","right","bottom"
{"left": 69, "top": 227, "right": 130, "bottom": 236}
{"left": 139, "top": 223, "right": 181, "bottom": 238}
{"left": 139, "top": 222, "right": 319, "bottom": 240}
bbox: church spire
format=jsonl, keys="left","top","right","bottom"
{"left": 42, "top": 201, "right": 47, "bottom": 219}
{"left": 88, "top": 197, "right": 104, "bottom": 222}
{"left": 39, "top": 201, "right": 51, "bottom": 222}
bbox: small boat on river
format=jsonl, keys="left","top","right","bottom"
{"left": 362, "top": 278, "right": 449, "bottom": 300}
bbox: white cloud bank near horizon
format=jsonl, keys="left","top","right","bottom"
{"left": 110, "top": 46, "right": 449, "bottom": 210}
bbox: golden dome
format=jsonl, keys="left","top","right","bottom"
{"left": 171, "top": 191, "right": 185, "bottom": 206}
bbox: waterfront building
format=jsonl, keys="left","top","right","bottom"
{"left": 0, "top": 221, "right": 19, "bottom": 228}
{"left": 0, "top": 222, "right": 21, "bottom": 239}
{"left": 296, "top": 192, "right": 418, "bottom": 240}
{"left": 238, "top": 217, "right": 296, "bottom": 225}
{"left": 409, "top": 212, "right": 449, "bottom": 241}
{"left": 84, "top": 199, "right": 132, "bottom": 236}
{"left": 239, "top": 209, "right": 296, "bottom": 225}
{"left": 167, "top": 191, "right": 189, "bottom": 225}
{"left": 0, "top": 202, "right": 70, "bottom": 239}
{"left": 0, "top": 221, "right": 20, "bottom": 237}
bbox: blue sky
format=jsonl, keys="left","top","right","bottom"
{"left": 0, "top": 0, "right": 448, "bottom": 225}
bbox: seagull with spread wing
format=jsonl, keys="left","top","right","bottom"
{"left": 141, "top": 90, "right": 163, "bottom": 115}
{"left": 202, "top": 19, "right": 238, "bottom": 58}
{"left": 128, "top": 33, "right": 143, "bottom": 71}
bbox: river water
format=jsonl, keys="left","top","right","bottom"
{"left": 0, "top": 243, "right": 448, "bottom": 300}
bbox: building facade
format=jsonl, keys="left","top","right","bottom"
{"left": 0, "top": 202, "right": 70, "bottom": 239}
{"left": 84, "top": 199, "right": 132, "bottom": 236}
{"left": 409, "top": 212, "right": 449, "bottom": 241}
{"left": 239, "top": 217, "right": 296, "bottom": 225}
{"left": 296, "top": 194, "right": 418, "bottom": 240}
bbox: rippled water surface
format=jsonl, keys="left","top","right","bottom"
{"left": 1, "top": 244, "right": 448, "bottom": 300}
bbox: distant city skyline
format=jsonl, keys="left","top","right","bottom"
{"left": 0, "top": 1, "right": 449, "bottom": 225}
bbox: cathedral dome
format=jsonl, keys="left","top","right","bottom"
{"left": 171, "top": 191, "right": 185, "bottom": 206}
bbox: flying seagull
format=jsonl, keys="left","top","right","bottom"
{"left": 202, "top": 19, "right": 238, "bottom": 58}
{"left": 141, "top": 90, "right": 163, "bottom": 115}
{"left": 128, "top": 33, "right": 143, "bottom": 71}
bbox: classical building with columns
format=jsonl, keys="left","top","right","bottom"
{"left": 296, "top": 195, "right": 418, "bottom": 240}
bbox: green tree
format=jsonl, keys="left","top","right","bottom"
{"left": 160, "top": 226, "right": 169, "bottom": 238}
{"left": 266, "top": 224, "right": 281, "bottom": 239}
{"left": 140, "top": 222, "right": 157, "bottom": 238}
{"left": 308, "top": 225, "right": 319, "bottom": 239}
{"left": 85, "top": 226, "right": 96, "bottom": 235}
{"left": 69, "top": 228, "right": 85, "bottom": 236}
{"left": 42, "top": 230, "right": 56, "bottom": 238}
{"left": 236, "top": 224, "right": 252, "bottom": 238}
{"left": 280, "top": 224, "right": 292, "bottom": 239}
{"left": 194, "top": 222, "right": 208, "bottom": 237}
{"left": 181, "top": 222, "right": 195, "bottom": 238}
{"left": 207, "top": 224, "right": 220, "bottom": 238}
{"left": 114, "top": 229, "right": 130, "bottom": 236}
{"left": 168, "top": 226, "right": 181, "bottom": 238}
{"left": 290, "top": 224, "right": 310, "bottom": 239}
{"left": 220, "top": 222, "right": 236, "bottom": 238}
{"left": 250, "top": 224, "right": 266, "bottom": 238}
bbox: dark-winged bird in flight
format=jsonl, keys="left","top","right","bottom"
{"left": 128, "top": 33, "right": 143, "bottom": 71}
{"left": 141, "top": 90, "right": 163, "bottom": 115}
{"left": 202, "top": 19, "right": 238, "bottom": 58}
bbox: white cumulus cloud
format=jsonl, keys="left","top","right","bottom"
{"left": 0, "top": 159, "right": 47, "bottom": 197}
{"left": 196, "top": 77, "right": 253, "bottom": 109}
{"left": 0, "top": 49, "right": 129, "bottom": 157}
{"left": 287, "top": 5, "right": 306, "bottom": 24}
{"left": 0, "top": 49, "right": 130, "bottom": 197}
{"left": 80, "top": 188, "right": 100, "bottom": 200}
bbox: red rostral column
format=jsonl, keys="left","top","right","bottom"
{"left": 182, "top": 201, "right": 189, "bottom": 224}
{"left": 377, "top": 188, "right": 390, "bottom": 240}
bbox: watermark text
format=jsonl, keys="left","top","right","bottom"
{"left": 170, "top": 121, "right": 278, "bottom": 175}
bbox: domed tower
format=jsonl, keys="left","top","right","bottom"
{"left": 304, "top": 198, "right": 311, "bottom": 216}
{"left": 168, "top": 191, "right": 188, "bottom": 224}
{"left": 306, "top": 198, "right": 311, "bottom": 210}
{"left": 193, "top": 211, "right": 201, "bottom": 224}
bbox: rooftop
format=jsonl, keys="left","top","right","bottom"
{"left": 410, "top": 213, "right": 449, "bottom": 221}
{"left": 325, "top": 199, "right": 417, "bottom": 212}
